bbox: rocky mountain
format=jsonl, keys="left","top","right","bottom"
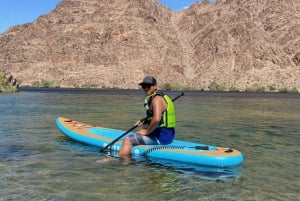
{"left": 0, "top": 0, "right": 299, "bottom": 91}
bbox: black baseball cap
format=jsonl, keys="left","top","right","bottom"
{"left": 139, "top": 76, "right": 157, "bottom": 86}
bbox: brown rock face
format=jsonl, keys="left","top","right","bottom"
{"left": 0, "top": 0, "right": 299, "bottom": 91}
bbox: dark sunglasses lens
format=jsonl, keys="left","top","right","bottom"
{"left": 141, "top": 84, "right": 151, "bottom": 89}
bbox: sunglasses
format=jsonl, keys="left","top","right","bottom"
{"left": 141, "top": 84, "right": 152, "bottom": 89}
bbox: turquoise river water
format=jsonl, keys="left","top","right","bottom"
{"left": 0, "top": 88, "right": 299, "bottom": 201}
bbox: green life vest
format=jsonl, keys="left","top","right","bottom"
{"left": 144, "top": 92, "right": 176, "bottom": 128}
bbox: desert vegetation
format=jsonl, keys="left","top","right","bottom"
{"left": 0, "top": 71, "right": 19, "bottom": 93}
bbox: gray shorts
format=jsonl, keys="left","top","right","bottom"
{"left": 128, "top": 132, "right": 159, "bottom": 146}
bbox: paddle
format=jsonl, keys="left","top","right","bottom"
{"left": 100, "top": 92, "right": 184, "bottom": 152}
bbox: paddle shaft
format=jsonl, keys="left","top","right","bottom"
{"left": 100, "top": 92, "right": 184, "bottom": 152}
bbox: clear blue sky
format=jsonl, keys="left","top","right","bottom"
{"left": 0, "top": 0, "right": 216, "bottom": 34}
{"left": 159, "top": 0, "right": 216, "bottom": 11}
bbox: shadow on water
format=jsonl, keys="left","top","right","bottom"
{"left": 57, "top": 136, "right": 241, "bottom": 181}
{"left": 0, "top": 144, "right": 40, "bottom": 159}
{"left": 106, "top": 150, "right": 241, "bottom": 181}
{"left": 56, "top": 135, "right": 241, "bottom": 181}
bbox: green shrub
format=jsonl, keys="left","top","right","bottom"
{"left": 245, "top": 84, "right": 266, "bottom": 92}
{"left": 0, "top": 72, "right": 19, "bottom": 92}
{"left": 268, "top": 85, "right": 277, "bottom": 91}
{"left": 208, "top": 82, "right": 228, "bottom": 92}
{"left": 161, "top": 83, "right": 191, "bottom": 91}
{"left": 81, "top": 83, "right": 99, "bottom": 88}
{"left": 279, "top": 87, "right": 298, "bottom": 93}
{"left": 161, "top": 83, "right": 172, "bottom": 90}
{"left": 32, "top": 80, "right": 57, "bottom": 88}
{"left": 228, "top": 86, "right": 240, "bottom": 92}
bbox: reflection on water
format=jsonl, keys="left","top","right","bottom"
{"left": 0, "top": 89, "right": 299, "bottom": 200}
{"left": 107, "top": 149, "right": 241, "bottom": 181}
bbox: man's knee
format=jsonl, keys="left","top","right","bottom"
{"left": 119, "top": 137, "right": 132, "bottom": 157}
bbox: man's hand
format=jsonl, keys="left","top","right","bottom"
{"left": 135, "top": 120, "right": 144, "bottom": 127}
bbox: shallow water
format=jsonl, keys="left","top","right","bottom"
{"left": 0, "top": 89, "right": 299, "bottom": 201}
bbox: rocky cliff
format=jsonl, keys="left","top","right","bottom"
{"left": 0, "top": 0, "right": 299, "bottom": 91}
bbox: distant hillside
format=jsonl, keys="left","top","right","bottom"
{"left": 0, "top": 0, "right": 299, "bottom": 92}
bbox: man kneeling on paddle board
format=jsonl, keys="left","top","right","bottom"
{"left": 119, "top": 76, "right": 176, "bottom": 157}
